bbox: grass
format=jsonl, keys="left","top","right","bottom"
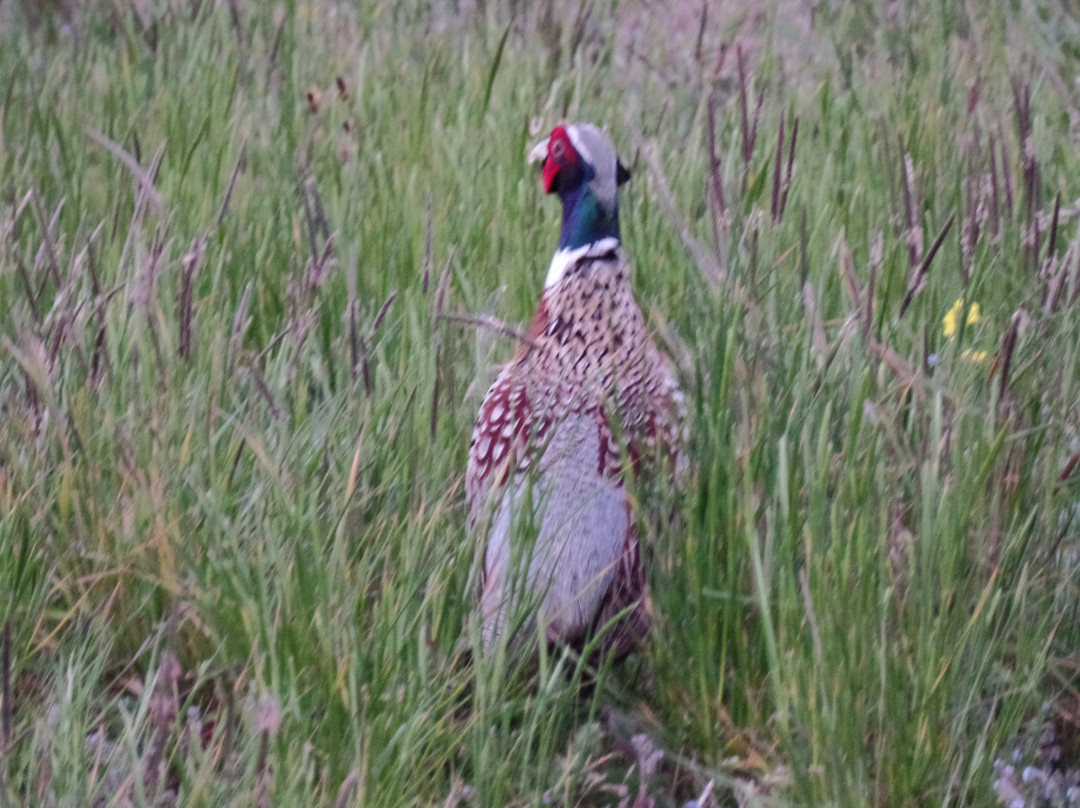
{"left": 2, "top": 0, "right": 1080, "bottom": 804}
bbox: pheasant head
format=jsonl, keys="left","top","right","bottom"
{"left": 529, "top": 124, "right": 632, "bottom": 285}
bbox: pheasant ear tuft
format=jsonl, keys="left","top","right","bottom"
{"left": 616, "top": 160, "right": 631, "bottom": 186}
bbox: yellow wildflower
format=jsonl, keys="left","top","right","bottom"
{"left": 943, "top": 298, "right": 980, "bottom": 338}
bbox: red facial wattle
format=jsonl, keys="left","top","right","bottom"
{"left": 542, "top": 154, "right": 560, "bottom": 193}
{"left": 542, "top": 126, "right": 575, "bottom": 193}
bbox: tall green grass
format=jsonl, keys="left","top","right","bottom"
{"left": 2, "top": 0, "right": 1080, "bottom": 805}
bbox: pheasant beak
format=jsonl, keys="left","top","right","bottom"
{"left": 527, "top": 137, "right": 559, "bottom": 193}
{"left": 527, "top": 138, "right": 548, "bottom": 166}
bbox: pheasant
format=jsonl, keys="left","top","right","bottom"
{"left": 466, "top": 122, "right": 684, "bottom": 659}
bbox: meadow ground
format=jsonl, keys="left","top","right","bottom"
{"left": 3, "top": 0, "right": 1080, "bottom": 805}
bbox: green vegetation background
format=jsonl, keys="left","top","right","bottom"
{"left": 2, "top": 0, "right": 1080, "bottom": 805}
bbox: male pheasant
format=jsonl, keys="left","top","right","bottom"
{"left": 466, "top": 123, "right": 684, "bottom": 658}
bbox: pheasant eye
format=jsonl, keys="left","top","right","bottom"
{"left": 551, "top": 139, "right": 566, "bottom": 161}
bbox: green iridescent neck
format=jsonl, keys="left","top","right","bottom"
{"left": 558, "top": 182, "right": 620, "bottom": 250}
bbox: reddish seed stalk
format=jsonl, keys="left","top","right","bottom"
{"left": 779, "top": 117, "right": 798, "bottom": 221}
{"left": 865, "top": 242, "right": 879, "bottom": 343}
{"left": 30, "top": 191, "right": 64, "bottom": 288}
{"left": 361, "top": 337, "right": 372, "bottom": 397}
{"left": 217, "top": 144, "right": 246, "bottom": 228}
{"left": 706, "top": 91, "right": 726, "bottom": 259}
{"left": 247, "top": 364, "right": 283, "bottom": 421}
{"left": 1047, "top": 191, "right": 1061, "bottom": 262}
{"left": 899, "top": 213, "right": 955, "bottom": 318}
{"left": 371, "top": 293, "right": 396, "bottom": 334}
{"left": 430, "top": 345, "right": 441, "bottom": 440}
{"left": 347, "top": 258, "right": 359, "bottom": 382}
{"left": 422, "top": 199, "right": 433, "bottom": 295}
{"left": 988, "top": 132, "right": 1001, "bottom": 237}
{"left": 998, "top": 313, "right": 1020, "bottom": 400}
{"left": 738, "top": 45, "right": 750, "bottom": 171}
{"left": 1061, "top": 452, "right": 1080, "bottom": 484}
{"left": 179, "top": 239, "right": 204, "bottom": 362}
{"left": 899, "top": 138, "right": 918, "bottom": 268}
{"left": 999, "top": 126, "right": 1013, "bottom": 218}
{"left": 771, "top": 112, "right": 784, "bottom": 223}
{"left": 2, "top": 621, "right": 10, "bottom": 753}
{"left": 1071, "top": 248, "right": 1080, "bottom": 308}
{"left": 87, "top": 239, "right": 109, "bottom": 385}
{"left": 349, "top": 301, "right": 359, "bottom": 383}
